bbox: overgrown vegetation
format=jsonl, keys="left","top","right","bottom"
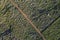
{"left": 0, "top": 0, "right": 60, "bottom": 40}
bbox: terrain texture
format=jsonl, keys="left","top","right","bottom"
{"left": 0, "top": 0, "right": 60, "bottom": 40}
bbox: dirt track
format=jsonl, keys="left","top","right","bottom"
{"left": 9, "top": 0, "right": 46, "bottom": 40}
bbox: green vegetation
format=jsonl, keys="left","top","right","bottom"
{"left": 0, "top": 0, "right": 60, "bottom": 40}
{"left": 43, "top": 18, "right": 60, "bottom": 40}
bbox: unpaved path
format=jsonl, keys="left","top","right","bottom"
{"left": 9, "top": 0, "right": 46, "bottom": 40}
